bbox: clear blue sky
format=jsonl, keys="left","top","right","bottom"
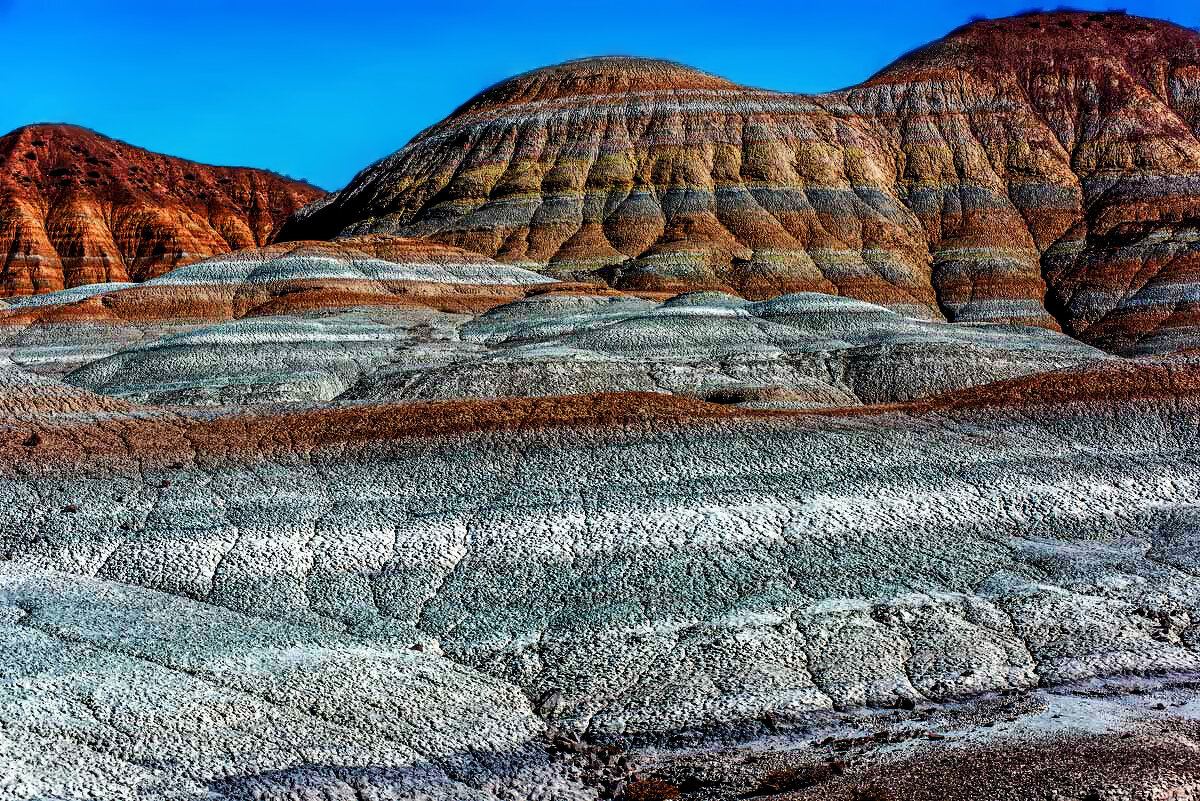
{"left": 5, "top": 0, "right": 1199, "bottom": 190}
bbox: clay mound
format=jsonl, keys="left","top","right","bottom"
{"left": 340, "top": 290, "right": 1106, "bottom": 407}
{"left": 277, "top": 11, "right": 1200, "bottom": 355}
{"left": 146, "top": 236, "right": 552, "bottom": 290}
{"left": 0, "top": 353, "right": 140, "bottom": 423}
{"left": 63, "top": 309, "right": 469, "bottom": 406}
{"left": 2, "top": 281, "right": 137, "bottom": 310}
{"left": 0, "top": 235, "right": 556, "bottom": 328}
{"left": 2, "top": 237, "right": 560, "bottom": 404}
{"left": 56, "top": 284, "right": 1105, "bottom": 409}
{"left": 0, "top": 124, "right": 324, "bottom": 297}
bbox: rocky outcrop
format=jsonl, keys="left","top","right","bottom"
{"left": 56, "top": 289, "right": 1106, "bottom": 408}
{"left": 0, "top": 235, "right": 559, "bottom": 384}
{"left": 0, "top": 124, "right": 324, "bottom": 297}
{"left": 332, "top": 290, "right": 1107, "bottom": 408}
{"left": 277, "top": 11, "right": 1200, "bottom": 355}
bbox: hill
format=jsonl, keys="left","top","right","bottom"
{"left": 277, "top": 11, "right": 1200, "bottom": 355}
{"left": 0, "top": 124, "right": 324, "bottom": 296}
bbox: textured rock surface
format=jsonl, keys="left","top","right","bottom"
{"left": 0, "top": 235, "right": 555, "bottom": 327}
{"left": 340, "top": 290, "right": 1107, "bottom": 407}
{"left": 0, "top": 563, "right": 578, "bottom": 801}
{"left": 18, "top": 285, "right": 1100, "bottom": 408}
{"left": 279, "top": 11, "right": 1200, "bottom": 355}
{"left": 4, "top": 357, "right": 1200, "bottom": 797}
{"left": 0, "top": 124, "right": 324, "bottom": 297}
{"left": 65, "top": 309, "right": 472, "bottom": 405}
{"left": 0, "top": 236, "right": 560, "bottom": 390}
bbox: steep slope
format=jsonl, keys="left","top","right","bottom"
{"left": 0, "top": 124, "right": 324, "bottom": 296}
{"left": 277, "top": 11, "right": 1200, "bottom": 355}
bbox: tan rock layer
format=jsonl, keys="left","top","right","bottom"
{"left": 0, "top": 124, "right": 324, "bottom": 296}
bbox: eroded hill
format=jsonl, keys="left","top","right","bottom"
{"left": 0, "top": 124, "right": 324, "bottom": 296}
{"left": 278, "top": 11, "right": 1200, "bottom": 356}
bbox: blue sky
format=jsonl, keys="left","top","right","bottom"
{"left": 5, "top": 0, "right": 1199, "bottom": 190}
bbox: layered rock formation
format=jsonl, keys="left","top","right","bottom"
{"left": 337, "top": 290, "right": 1108, "bottom": 406}
{"left": 7, "top": 11, "right": 1200, "bottom": 801}
{"left": 56, "top": 290, "right": 1106, "bottom": 407}
{"left": 0, "top": 235, "right": 553, "bottom": 324}
{"left": 0, "top": 235, "right": 557, "bottom": 384}
{"left": 0, "top": 124, "right": 323, "bottom": 297}
{"left": 278, "top": 11, "right": 1200, "bottom": 355}
{"left": 4, "top": 265, "right": 1200, "bottom": 797}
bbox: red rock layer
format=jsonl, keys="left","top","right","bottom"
{"left": 814, "top": 360, "right": 1200, "bottom": 418}
{"left": 277, "top": 12, "right": 1200, "bottom": 354}
{"left": 0, "top": 124, "right": 324, "bottom": 296}
{"left": 6, "top": 359, "right": 1200, "bottom": 480}
{"left": 0, "top": 390, "right": 749, "bottom": 479}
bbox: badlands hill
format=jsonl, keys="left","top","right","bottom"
{"left": 278, "top": 11, "right": 1200, "bottom": 356}
{"left": 0, "top": 124, "right": 323, "bottom": 297}
{"left": 8, "top": 11, "right": 1200, "bottom": 801}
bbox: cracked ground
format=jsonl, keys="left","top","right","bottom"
{"left": 5, "top": 271, "right": 1200, "bottom": 799}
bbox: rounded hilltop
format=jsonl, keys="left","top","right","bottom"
{"left": 865, "top": 9, "right": 1200, "bottom": 84}
{"left": 274, "top": 9, "right": 1200, "bottom": 356}
{"left": 444, "top": 56, "right": 741, "bottom": 119}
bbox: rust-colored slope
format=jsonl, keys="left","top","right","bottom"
{"left": 6, "top": 359, "right": 1199, "bottom": 478}
{"left": 277, "top": 11, "right": 1200, "bottom": 355}
{"left": 0, "top": 124, "right": 324, "bottom": 297}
